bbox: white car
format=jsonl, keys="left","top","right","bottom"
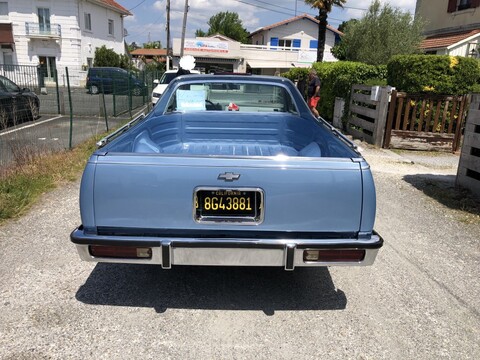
{"left": 151, "top": 69, "right": 200, "bottom": 105}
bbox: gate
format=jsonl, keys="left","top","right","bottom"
{"left": 384, "top": 90, "right": 469, "bottom": 152}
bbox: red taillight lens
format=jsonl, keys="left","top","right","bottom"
{"left": 89, "top": 245, "right": 152, "bottom": 259}
{"left": 303, "top": 249, "right": 365, "bottom": 262}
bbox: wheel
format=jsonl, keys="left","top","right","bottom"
{"left": 90, "top": 85, "right": 99, "bottom": 95}
{"left": 132, "top": 86, "right": 142, "bottom": 96}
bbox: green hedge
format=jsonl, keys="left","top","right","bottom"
{"left": 283, "top": 62, "right": 386, "bottom": 121}
{"left": 387, "top": 55, "right": 480, "bottom": 94}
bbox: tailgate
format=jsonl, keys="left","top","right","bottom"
{"left": 90, "top": 155, "right": 363, "bottom": 233}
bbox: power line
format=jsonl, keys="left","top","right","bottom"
{"left": 128, "top": 0, "right": 150, "bottom": 12}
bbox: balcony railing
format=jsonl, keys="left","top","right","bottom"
{"left": 25, "top": 22, "right": 61, "bottom": 38}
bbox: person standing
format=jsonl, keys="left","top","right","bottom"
{"left": 307, "top": 69, "right": 321, "bottom": 117}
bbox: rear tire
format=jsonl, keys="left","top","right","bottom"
{"left": 90, "top": 85, "right": 99, "bottom": 95}
{"left": 132, "top": 86, "right": 142, "bottom": 96}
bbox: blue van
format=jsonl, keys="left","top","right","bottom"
{"left": 86, "top": 67, "right": 146, "bottom": 95}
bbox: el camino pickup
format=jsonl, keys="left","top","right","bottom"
{"left": 71, "top": 74, "right": 383, "bottom": 270}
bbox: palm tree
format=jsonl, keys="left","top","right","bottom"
{"left": 304, "top": 0, "right": 346, "bottom": 62}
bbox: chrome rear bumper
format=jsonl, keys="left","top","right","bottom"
{"left": 71, "top": 227, "right": 383, "bottom": 270}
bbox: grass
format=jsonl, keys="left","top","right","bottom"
{"left": 0, "top": 136, "right": 99, "bottom": 224}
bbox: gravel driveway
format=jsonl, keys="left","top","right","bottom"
{"left": 0, "top": 145, "right": 479, "bottom": 359}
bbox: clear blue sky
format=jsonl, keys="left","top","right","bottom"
{"left": 119, "top": 0, "right": 416, "bottom": 47}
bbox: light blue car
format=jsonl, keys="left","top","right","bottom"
{"left": 71, "top": 74, "right": 383, "bottom": 270}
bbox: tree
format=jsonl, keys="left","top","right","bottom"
{"left": 143, "top": 41, "right": 162, "bottom": 49}
{"left": 339, "top": 0, "right": 425, "bottom": 65}
{"left": 94, "top": 45, "right": 120, "bottom": 67}
{"left": 304, "top": 0, "right": 346, "bottom": 62}
{"left": 196, "top": 11, "right": 249, "bottom": 43}
{"left": 337, "top": 19, "right": 357, "bottom": 33}
{"left": 195, "top": 29, "right": 207, "bottom": 37}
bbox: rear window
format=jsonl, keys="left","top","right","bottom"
{"left": 165, "top": 81, "right": 297, "bottom": 114}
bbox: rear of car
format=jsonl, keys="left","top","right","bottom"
{"left": 72, "top": 75, "right": 382, "bottom": 270}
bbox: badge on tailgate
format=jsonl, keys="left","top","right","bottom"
{"left": 194, "top": 187, "right": 264, "bottom": 224}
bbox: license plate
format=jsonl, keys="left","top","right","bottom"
{"left": 194, "top": 188, "right": 264, "bottom": 224}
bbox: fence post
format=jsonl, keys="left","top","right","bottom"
{"left": 453, "top": 94, "right": 469, "bottom": 152}
{"left": 54, "top": 68, "right": 61, "bottom": 114}
{"left": 113, "top": 75, "right": 117, "bottom": 117}
{"left": 373, "top": 86, "right": 391, "bottom": 148}
{"left": 66, "top": 67, "right": 73, "bottom": 149}
{"left": 128, "top": 69, "right": 132, "bottom": 118}
{"left": 383, "top": 89, "right": 397, "bottom": 148}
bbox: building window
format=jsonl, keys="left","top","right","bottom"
{"left": 0, "top": 2, "right": 8, "bottom": 20}
{"left": 38, "top": 8, "right": 51, "bottom": 33}
{"left": 278, "top": 39, "right": 292, "bottom": 48}
{"left": 458, "top": 0, "right": 472, "bottom": 10}
{"left": 87, "top": 57, "right": 93, "bottom": 68}
{"left": 448, "top": 0, "right": 480, "bottom": 12}
{"left": 3, "top": 52, "right": 13, "bottom": 65}
{"left": 108, "top": 19, "right": 114, "bottom": 35}
{"left": 84, "top": 13, "right": 91, "bottom": 31}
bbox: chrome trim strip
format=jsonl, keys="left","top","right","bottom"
{"left": 193, "top": 187, "right": 265, "bottom": 225}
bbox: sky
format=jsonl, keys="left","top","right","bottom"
{"left": 120, "top": 0, "right": 417, "bottom": 47}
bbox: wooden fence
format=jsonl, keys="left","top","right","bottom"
{"left": 383, "top": 91, "right": 469, "bottom": 152}
{"left": 346, "top": 85, "right": 390, "bottom": 147}
{"left": 456, "top": 94, "right": 480, "bottom": 197}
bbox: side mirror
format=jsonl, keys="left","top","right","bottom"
{"left": 153, "top": 79, "right": 159, "bottom": 85}
{"left": 22, "top": 87, "right": 31, "bottom": 93}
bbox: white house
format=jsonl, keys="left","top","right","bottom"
{"left": 0, "top": 0, "right": 130, "bottom": 86}
{"left": 248, "top": 13, "right": 342, "bottom": 64}
{"left": 416, "top": 0, "right": 480, "bottom": 57}
{"left": 172, "top": 14, "right": 342, "bottom": 76}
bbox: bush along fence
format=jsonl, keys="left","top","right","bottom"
{"left": 457, "top": 94, "right": 480, "bottom": 198}
{"left": 0, "top": 65, "right": 158, "bottom": 168}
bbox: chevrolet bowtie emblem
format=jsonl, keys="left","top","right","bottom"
{"left": 218, "top": 172, "right": 241, "bottom": 182}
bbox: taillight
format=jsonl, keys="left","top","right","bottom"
{"left": 89, "top": 245, "right": 152, "bottom": 259}
{"left": 303, "top": 249, "right": 365, "bottom": 262}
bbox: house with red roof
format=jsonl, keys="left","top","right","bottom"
{"left": 0, "top": 0, "right": 131, "bottom": 86}
{"left": 416, "top": 0, "right": 480, "bottom": 57}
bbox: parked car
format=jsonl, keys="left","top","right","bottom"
{"left": 0, "top": 75, "right": 39, "bottom": 127}
{"left": 86, "top": 67, "right": 146, "bottom": 96}
{"left": 151, "top": 69, "right": 200, "bottom": 105}
{"left": 71, "top": 75, "right": 383, "bottom": 270}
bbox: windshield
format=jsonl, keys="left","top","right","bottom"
{"left": 165, "top": 81, "right": 298, "bottom": 114}
{"left": 160, "top": 72, "right": 177, "bottom": 85}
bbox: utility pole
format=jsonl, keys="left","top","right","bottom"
{"left": 166, "top": 0, "right": 170, "bottom": 70}
{"left": 295, "top": 0, "right": 297, "bottom": 16}
{"left": 180, "top": 0, "right": 189, "bottom": 58}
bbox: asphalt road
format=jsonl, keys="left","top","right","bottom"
{"left": 0, "top": 146, "right": 479, "bottom": 359}
{"left": 0, "top": 108, "right": 147, "bottom": 167}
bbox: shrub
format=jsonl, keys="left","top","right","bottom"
{"left": 387, "top": 55, "right": 480, "bottom": 94}
{"left": 283, "top": 62, "right": 387, "bottom": 121}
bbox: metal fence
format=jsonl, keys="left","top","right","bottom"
{"left": 0, "top": 64, "right": 161, "bottom": 168}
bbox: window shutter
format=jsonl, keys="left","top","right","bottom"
{"left": 292, "top": 39, "right": 301, "bottom": 48}
{"left": 270, "top": 37, "right": 279, "bottom": 46}
{"left": 447, "top": 0, "right": 457, "bottom": 12}
{"left": 309, "top": 39, "right": 318, "bottom": 49}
